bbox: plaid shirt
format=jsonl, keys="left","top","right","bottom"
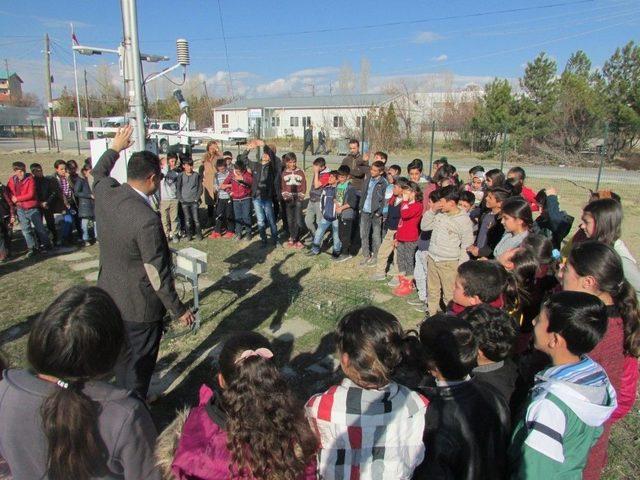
{"left": 305, "top": 378, "right": 428, "bottom": 480}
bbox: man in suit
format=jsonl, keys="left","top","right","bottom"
{"left": 93, "top": 125, "right": 195, "bottom": 399}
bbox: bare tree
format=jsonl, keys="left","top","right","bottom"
{"left": 338, "top": 62, "right": 356, "bottom": 94}
{"left": 382, "top": 79, "right": 420, "bottom": 142}
{"left": 360, "top": 56, "right": 371, "bottom": 94}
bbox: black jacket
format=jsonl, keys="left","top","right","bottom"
{"left": 341, "top": 152, "right": 369, "bottom": 192}
{"left": 360, "top": 175, "right": 388, "bottom": 216}
{"left": 535, "top": 194, "right": 574, "bottom": 249}
{"left": 34, "top": 175, "right": 61, "bottom": 207}
{"left": 304, "top": 127, "right": 313, "bottom": 143}
{"left": 239, "top": 146, "right": 281, "bottom": 200}
{"left": 73, "top": 176, "right": 95, "bottom": 219}
{"left": 472, "top": 358, "right": 518, "bottom": 405}
{"left": 476, "top": 212, "right": 505, "bottom": 258}
{"left": 413, "top": 377, "right": 511, "bottom": 480}
{"left": 93, "top": 149, "right": 186, "bottom": 324}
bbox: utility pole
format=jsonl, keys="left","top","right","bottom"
{"left": 4, "top": 59, "right": 11, "bottom": 104}
{"left": 202, "top": 80, "right": 215, "bottom": 127}
{"left": 83, "top": 69, "right": 92, "bottom": 139}
{"left": 121, "top": 0, "right": 146, "bottom": 151}
{"left": 44, "top": 34, "right": 54, "bottom": 150}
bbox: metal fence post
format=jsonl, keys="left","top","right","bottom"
{"left": 595, "top": 123, "right": 609, "bottom": 192}
{"left": 500, "top": 124, "right": 508, "bottom": 171}
{"left": 429, "top": 120, "right": 435, "bottom": 174}
{"left": 31, "top": 121, "right": 37, "bottom": 153}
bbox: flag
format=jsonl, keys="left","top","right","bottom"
{"left": 72, "top": 33, "right": 79, "bottom": 46}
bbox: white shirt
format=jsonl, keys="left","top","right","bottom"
{"left": 131, "top": 185, "right": 152, "bottom": 207}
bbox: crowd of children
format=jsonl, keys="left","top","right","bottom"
{"left": 1, "top": 140, "right": 640, "bottom": 479}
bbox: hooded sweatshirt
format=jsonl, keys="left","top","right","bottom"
{"left": 421, "top": 208, "right": 474, "bottom": 264}
{"left": 508, "top": 356, "right": 617, "bottom": 479}
{"left": 305, "top": 378, "right": 428, "bottom": 480}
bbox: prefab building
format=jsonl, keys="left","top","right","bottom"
{"left": 213, "top": 94, "right": 397, "bottom": 139}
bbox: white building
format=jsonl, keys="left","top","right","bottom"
{"left": 44, "top": 116, "right": 91, "bottom": 142}
{"left": 213, "top": 94, "right": 397, "bottom": 140}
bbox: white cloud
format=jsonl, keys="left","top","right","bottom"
{"left": 413, "top": 31, "right": 443, "bottom": 44}
{"left": 0, "top": 10, "right": 93, "bottom": 28}
{"left": 432, "top": 54, "right": 448, "bottom": 62}
{"left": 290, "top": 66, "right": 339, "bottom": 77}
{"left": 255, "top": 77, "right": 300, "bottom": 96}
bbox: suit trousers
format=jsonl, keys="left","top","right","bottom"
{"left": 114, "top": 320, "right": 163, "bottom": 399}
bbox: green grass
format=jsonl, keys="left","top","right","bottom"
{"left": 0, "top": 152, "right": 638, "bottom": 478}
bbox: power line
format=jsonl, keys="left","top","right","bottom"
{"left": 216, "top": 0, "right": 235, "bottom": 98}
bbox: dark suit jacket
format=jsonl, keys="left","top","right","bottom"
{"left": 93, "top": 149, "right": 186, "bottom": 324}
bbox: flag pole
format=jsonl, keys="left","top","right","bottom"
{"left": 71, "top": 22, "right": 83, "bottom": 154}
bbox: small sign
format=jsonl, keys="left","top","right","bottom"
{"left": 248, "top": 108, "right": 261, "bottom": 118}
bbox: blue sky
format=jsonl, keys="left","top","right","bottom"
{"left": 1, "top": 0, "right": 638, "bottom": 101}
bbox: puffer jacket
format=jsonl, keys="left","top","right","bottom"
{"left": 168, "top": 385, "right": 317, "bottom": 480}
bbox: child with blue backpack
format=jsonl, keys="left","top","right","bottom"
{"left": 308, "top": 171, "right": 341, "bottom": 257}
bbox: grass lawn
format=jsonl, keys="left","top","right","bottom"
{"left": 0, "top": 151, "right": 638, "bottom": 479}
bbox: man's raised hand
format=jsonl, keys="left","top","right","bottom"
{"left": 112, "top": 125, "right": 134, "bottom": 152}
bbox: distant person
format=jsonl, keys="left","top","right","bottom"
{"left": 358, "top": 160, "right": 388, "bottom": 266}
{"left": 30, "top": 162, "right": 60, "bottom": 245}
{"left": 209, "top": 158, "right": 235, "bottom": 239}
{"left": 333, "top": 165, "right": 358, "bottom": 262}
{"left": 74, "top": 165, "right": 96, "bottom": 246}
{"left": 0, "top": 286, "right": 160, "bottom": 480}
{"left": 201, "top": 140, "right": 222, "bottom": 227}
{"left": 0, "top": 180, "right": 14, "bottom": 262}
{"left": 176, "top": 157, "right": 204, "bottom": 241}
{"left": 304, "top": 157, "right": 331, "bottom": 238}
{"left": 315, "top": 127, "right": 328, "bottom": 154}
{"left": 159, "top": 154, "right": 180, "bottom": 243}
{"left": 302, "top": 124, "right": 314, "bottom": 155}
{"left": 53, "top": 159, "right": 78, "bottom": 246}
{"left": 93, "top": 125, "right": 194, "bottom": 399}
{"left": 340, "top": 138, "right": 368, "bottom": 194}
{"left": 507, "top": 167, "right": 539, "bottom": 212}
{"left": 221, "top": 160, "right": 253, "bottom": 241}
{"left": 280, "top": 152, "right": 307, "bottom": 248}
{"left": 169, "top": 332, "right": 317, "bottom": 479}
{"left": 7, "top": 161, "right": 52, "bottom": 256}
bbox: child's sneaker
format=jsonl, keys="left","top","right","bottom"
{"left": 286, "top": 240, "right": 295, "bottom": 248}
{"left": 359, "top": 256, "right": 371, "bottom": 266}
{"left": 370, "top": 273, "right": 387, "bottom": 281}
{"left": 223, "top": 231, "right": 235, "bottom": 238}
{"left": 366, "top": 257, "right": 378, "bottom": 267}
{"left": 209, "top": 231, "right": 222, "bottom": 239}
{"left": 414, "top": 303, "right": 428, "bottom": 313}
{"left": 407, "top": 296, "right": 425, "bottom": 306}
{"left": 387, "top": 275, "right": 401, "bottom": 287}
{"left": 332, "top": 253, "right": 353, "bottom": 263}
{"left": 393, "top": 277, "right": 415, "bottom": 297}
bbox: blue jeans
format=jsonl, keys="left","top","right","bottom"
{"left": 61, "top": 208, "right": 79, "bottom": 242}
{"left": 80, "top": 218, "right": 94, "bottom": 242}
{"left": 311, "top": 217, "right": 341, "bottom": 255}
{"left": 233, "top": 198, "right": 252, "bottom": 237}
{"left": 17, "top": 207, "right": 51, "bottom": 250}
{"left": 253, "top": 198, "right": 278, "bottom": 243}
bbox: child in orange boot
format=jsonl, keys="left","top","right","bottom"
{"left": 392, "top": 181, "right": 423, "bottom": 297}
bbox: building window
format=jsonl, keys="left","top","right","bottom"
{"left": 356, "top": 116, "right": 366, "bottom": 128}
{"left": 221, "top": 114, "right": 229, "bottom": 128}
{"left": 69, "top": 121, "right": 76, "bottom": 132}
{"left": 290, "top": 117, "right": 299, "bottom": 127}
{"left": 302, "top": 116, "right": 312, "bottom": 127}
{"left": 271, "top": 116, "right": 280, "bottom": 127}
{"left": 333, "top": 116, "right": 344, "bottom": 128}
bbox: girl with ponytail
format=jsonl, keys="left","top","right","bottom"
{"left": 171, "top": 331, "right": 317, "bottom": 480}
{"left": 563, "top": 241, "right": 640, "bottom": 480}
{"left": 493, "top": 196, "right": 533, "bottom": 258}
{"left": 0, "top": 286, "right": 159, "bottom": 480}
{"left": 306, "top": 306, "right": 428, "bottom": 479}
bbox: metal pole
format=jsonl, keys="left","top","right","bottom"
{"left": 52, "top": 121, "right": 60, "bottom": 153}
{"left": 428, "top": 120, "right": 435, "bottom": 174}
{"left": 360, "top": 116, "right": 366, "bottom": 155}
{"left": 31, "top": 120, "right": 37, "bottom": 153}
{"left": 71, "top": 24, "right": 82, "bottom": 155}
{"left": 202, "top": 80, "right": 215, "bottom": 127}
{"left": 44, "top": 34, "right": 54, "bottom": 152}
{"left": 83, "top": 69, "right": 92, "bottom": 139}
{"left": 595, "top": 124, "right": 609, "bottom": 191}
{"left": 500, "top": 124, "right": 508, "bottom": 171}
{"left": 121, "top": 0, "right": 146, "bottom": 151}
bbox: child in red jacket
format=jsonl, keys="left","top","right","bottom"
{"left": 507, "top": 166, "right": 539, "bottom": 212}
{"left": 222, "top": 160, "right": 253, "bottom": 240}
{"left": 392, "top": 181, "right": 423, "bottom": 296}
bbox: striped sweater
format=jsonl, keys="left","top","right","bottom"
{"left": 509, "top": 356, "right": 617, "bottom": 479}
